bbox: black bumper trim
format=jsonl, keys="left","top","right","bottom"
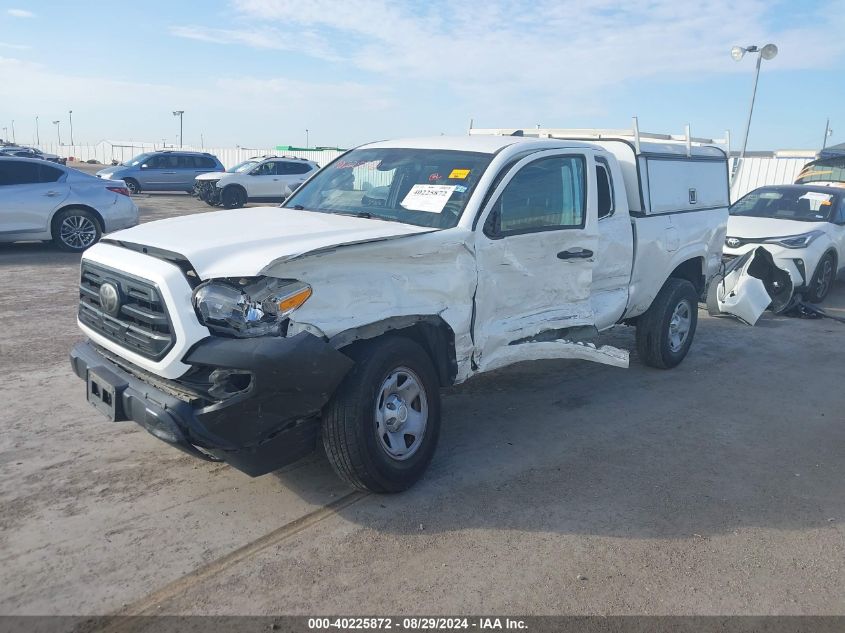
{"left": 70, "top": 332, "right": 354, "bottom": 476}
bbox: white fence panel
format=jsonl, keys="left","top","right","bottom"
{"left": 34, "top": 143, "right": 347, "bottom": 169}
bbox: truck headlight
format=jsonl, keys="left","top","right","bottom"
{"left": 193, "top": 277, "right": 312, "bottom": 337}
{"left": 763, "top": 230, "right": 824, "bottom": 249}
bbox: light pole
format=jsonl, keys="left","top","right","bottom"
{"left": 172, "top": 110, "right": 184, "bottom": 148}
{"left": 68, "top": 110, "right": 74, "bottom": 145}
{"left": 52, "top": 120, "right": 62, "bottom": 145}
{"left": 306, "top": 128, "right": 309, "bottom": 149}
{"left": 731, "top": 43, "right": 778, "bottom": 159}
{"left": 2, "top": 127, "right": 7, "bottom": 142}
{"left": 822, "top": 119, "right": 833, "bottom": 150}
{"left": 11, "top": 120, "right": 15, "bottom": 143}
{"left": 35, "top": 115, "right": 40, "bottom": 145}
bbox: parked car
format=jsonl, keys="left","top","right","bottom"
{"left": 723, "top": 185, "right": 845, "bottom": 302}
{"left": 194, "top": 155, "right": 318, "bottom": 208}
{"left": 95, "top": 151, "right": 224, "bottom": 194}
{"left": 0, "top": 157, "right": 138, "bottom": 251}
{"left": 69, "top": 132, "right": 729, "bottom": 492}
{"left": 0, "top": 145, "right": 66, "bottom": 164}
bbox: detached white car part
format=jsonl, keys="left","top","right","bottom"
{"left": 70, "top": 128, "right": 730, "bottom": 492}
{"left": 707, "top": 247, "right": 795, "bottom": 325}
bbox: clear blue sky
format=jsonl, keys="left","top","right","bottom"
{"left": 1, "top": 0, "right": 843, "bottom": 150}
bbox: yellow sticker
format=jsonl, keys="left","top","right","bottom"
{"left": 448, "top": 168, "right": 470, "bottom": 179}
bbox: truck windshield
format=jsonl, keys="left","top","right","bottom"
{"left": 730, "top": 188, "right": 836, "bottom": 222}
{"left": 282, "top": 148, "right": 493, "bottom": 228}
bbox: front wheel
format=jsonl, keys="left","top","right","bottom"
{"left": 635, "top": 278, "right": 699, "bottom": 369}
{"left": 322, "top": 336, "right": 441, "bottom": 493}
{"left": 221, "top": 186, "right": 247, "bottom": 209}
{"left": 124, "top": 178, "right": 140, "bottom": 195}
{"left": 806, "top": 252, "right": 835, "bottom": 303}
{"left": 52, "top": 208, "right": 102, "bottom": 252}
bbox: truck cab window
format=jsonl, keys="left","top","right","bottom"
{"left": 596, "top": 160, "right": 614, "bottom": 219}
{"left": 492, "top": 155, "right": 585, "bottom": 235}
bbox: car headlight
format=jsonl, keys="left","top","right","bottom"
{"left": 193, "top": 277, "right": 312, "bottom": 337}
{"left": 763, "top": 230, "right": 824, "bottom": 249}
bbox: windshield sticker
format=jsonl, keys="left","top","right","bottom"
{"left": 454, "top": 185, "right": 468, "bottom": 193}
{"left": 428, "top": 172, "right": 441, "bottom": 182}
{"left": 448, "top": 168, "right": 471, "bottom": 179}
{"left": 400, "top": 184, "right": 456, "bottom": 213}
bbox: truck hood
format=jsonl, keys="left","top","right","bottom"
{"left": 104, "top": 206, "right": 435, "bottom": 279}
{"left": 727, "top": 215, "right": 827, "bottom": 238}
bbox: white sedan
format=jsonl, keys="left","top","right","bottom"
{"left": 724, "top": 185, "right": 845, "bottom": 303}
{"left": 0, "top": 157, "right": 138, "bottom": 252}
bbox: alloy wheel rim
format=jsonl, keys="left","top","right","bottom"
{"left": 374, "top": 367, "right": 428, "bottom": 461}
{"left": 60, "top": 216, "right": 97, "bottom": 249}
{"left": 668, "top": 299, "right": 692, "bottom": 353}
{"left": 817, "top": 259, "right": 833, "bottom": 298}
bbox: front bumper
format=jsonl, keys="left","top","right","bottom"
{"left": 70, "top": 332, "right": 354, "bottom": 476}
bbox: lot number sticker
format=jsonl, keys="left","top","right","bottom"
{"left": 401, "top": 184, "right": 456, "bottom": 213}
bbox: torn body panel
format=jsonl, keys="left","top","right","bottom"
{"left": 707, "top": 247, "right": 795, "bottom": 325}
{"left": 262, "top": 229, "right": 479, "bottom": 383}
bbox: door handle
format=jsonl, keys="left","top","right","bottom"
{"left": 557, "top": 248, "right": 593, "bottom": 260}
{"left": 44, "top": 191, "right": 60, "bottom": 197}
{"left": 162, "top": 171, "right": 176, "bottom": 174}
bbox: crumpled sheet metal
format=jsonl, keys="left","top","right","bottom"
{"left": 707, "top": 247, "right": 795, "bottom": 325}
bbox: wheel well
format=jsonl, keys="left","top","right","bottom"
{"left": 669, "top": 257, "right": 705, "bottom": 295}
{"left": 51, "top": 204, "right": 105, "bottom": 236}
{"left": 223, "top": 183, "right": 247, "bottom": 196}
{"left": 331, "top": 316, "right": 458, "bottom": 387}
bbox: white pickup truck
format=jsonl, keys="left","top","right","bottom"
{"left": 70, "top": 126, "right": 729, "bottom": 492}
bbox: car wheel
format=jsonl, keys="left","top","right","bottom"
{"left": 124, "top": 179, "right": 140, "bottom": 195}
{"left": 806, "top": 252, "right": 835, "bottom": 303}
{"left": 322, "top": 336, "right": 441, "bottom": 493}
{"left": 52, "top": 208, "right": 102, "bottom": 252}
{"left": 222, "top": 186, "right": 247, "bottom": 209}
{"left": 636, "top": 278, "right": 699, "bottom": 369}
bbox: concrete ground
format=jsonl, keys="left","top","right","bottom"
{"left": 0, "top": 189, "right": 843, "bottom": 616}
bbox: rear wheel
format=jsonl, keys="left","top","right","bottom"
{"left": 636, "top": 278, "right": 699, "bottom": 369}
{"left": 806, "top": 252, "right": 835, "bottom": 303}
{"left": 124, "top": 178, "right": 140, "bottom": 194}
{"left": 222, "top": 186, "right": 247, "bottom": 209}
{"left": 52, "top": 208, "right": 102, "bottom": 252}
{"left": 322, "top": 336, "right": 441, "bottom": 493}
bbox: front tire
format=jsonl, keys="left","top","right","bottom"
{"left": 322, "top": 336, "right": 441, "bottom": 493}
{"left": 636, "top": 278, "right": 699, "bottom": 369}
{"left": 221, "top": 186, "right": 247, "bottom": 209}
{"left": 806, "top": 252, "right": 835, "bottom": 303}
{"left": 52, "top": 208, "right": 102, "bottom": 252}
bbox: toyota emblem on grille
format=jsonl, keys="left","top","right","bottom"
{"left": 99, "top": 282, "right": 122, "bottom": 316}
{"left": 726, "top": 237, "right": 741, "bottom": 248}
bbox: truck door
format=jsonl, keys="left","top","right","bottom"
{"left": 473, "top": 150, "right": 625, "bottom": 371}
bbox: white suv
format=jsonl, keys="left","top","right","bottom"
{"left": 194, "top": 156, "right": 318, "bottom": 209}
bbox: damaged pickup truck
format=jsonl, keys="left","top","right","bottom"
{"left": 70, "top": 128, "right": 729, "bottom": 492}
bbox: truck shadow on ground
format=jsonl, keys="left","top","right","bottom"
{"left": 270, "top": 303, "right": 845, "bottom": 541}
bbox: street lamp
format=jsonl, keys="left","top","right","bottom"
{"left": 731, "top": 43, "right": 778, "bottom": 159}
{"left": 11, "top": 120, "right": 15, "bottom": 143}
{"left": 306, "top": 128, "right": 309, "bottom": 149}
{"left": 172, "top": 110, "right": 184, "bottom": 148}
{"left": 35, "top": 115, "right": 40, "bottom": 145}
{"left": 53, "top": 120, "right": 62, "bottom": 145}
{"left": 68, "top": 110, "right": 74, "bottom": 145}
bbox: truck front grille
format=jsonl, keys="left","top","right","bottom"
{"left": 78, "top": 262, "right": 175, "bottom": 361}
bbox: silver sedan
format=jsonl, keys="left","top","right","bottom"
{"left": 0, "top": 157, "right": 138, "bottom": 252}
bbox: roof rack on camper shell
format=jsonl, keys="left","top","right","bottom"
{"left": 468, "top": 117, "right": 731, "bottom": 158}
